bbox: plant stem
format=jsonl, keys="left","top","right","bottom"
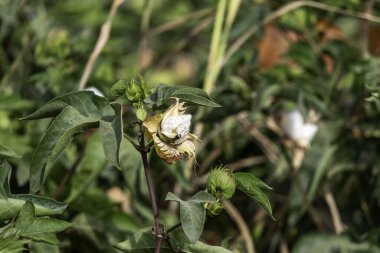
{"left": 166, "top": 222, "right": 182, "bottom": 234}
{"left": 138, "top": 124, "right": 163, "bottom": 253}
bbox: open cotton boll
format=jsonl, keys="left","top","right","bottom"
{"left": 282, "top": 109, "right": 318, "bottom": 146}
{"left": 143, "top": 99, "right": 198, "bottom": 164}
{"left": 85, "top": 87, "right": 105, "bottom": 97}
{"left": 161, "top": 114, "right": 192, "bottom": 140}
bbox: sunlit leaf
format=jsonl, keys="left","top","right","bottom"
{"left": 235, "top": 172, "right": 274, "bottom": 219}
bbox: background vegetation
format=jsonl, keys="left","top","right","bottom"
{"left": 1, "top": 0, "right": 380, "bottom": 252}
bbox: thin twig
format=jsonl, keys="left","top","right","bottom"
{"left": 223, "top": 200, "right": 255, "bottom": 253}
{"left": 359, "top": 0, "right": 375, "bottom": 57}
{"left": 324, "top": 186, "right": 344, "bottom": 234}
{"left": 156, "top": 16, "right": 214, "bottom": 69}
{"left": 195, "top": 156, "right": 266, "bottom": 186}
{"left": 236, "top": 112, "right": 279, "bottom": 162}
{"left": 226, "top": 156, "right": 267, "bottom": 171}
{"left": 138, "top": 0, "right": 154, "bottom": 72}
{"left": 279, "top": 239, "right": 289, "bottom": 253}
{"left": 147, "top": 8, "right": 213, "bottom": 37}
{"left": 78, "top": 0, "right": 125, "bottom": 90}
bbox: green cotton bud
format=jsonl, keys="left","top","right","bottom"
{"left": 207, "top": 166, "right": 236, "bottom": 199}
{"left": 125, "top": 78, "right": 148, "bottom": 103}
{"left": 205, "top": 201, "right": 224, "bottom": 217}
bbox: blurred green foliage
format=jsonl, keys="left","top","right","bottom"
{"left": 1, "top": 0, "right": 380, "bottom": 252}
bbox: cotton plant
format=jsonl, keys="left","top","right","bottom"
{"left": 17, "top": 77, "right": 274, "bottom": 253}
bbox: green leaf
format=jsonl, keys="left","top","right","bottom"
{"left": 165, "top": 192, "right": 207, "bottom": 243}
{"left": 107, "top": 79, "right": 128, "bottom": 101}
{"left": 0, "top": 161, "right": 11, "bottom": 199}
{"left": 25, "top": 233, "right": 60, "bottom": 245}
{"left": 0, "top": 234, "right": 29, "bottom": 253}
{"left": 29, "top": 106, "right": 100, "bottom": 193}
{"left": 182, "top": 241, "right": 232, "bottom": 253}
{"left": 22, "top": 91, "right": 113, "bottom": 120}
{"left": 23, "top": 91, "right": 117, "bottom": 192}
{"left": 0, "top": 163, "right": 67, "bottom": 221}
{"left": 165, "top": 192, "right": 182, "bottom": 202}
{"left": 21, "top": 91, "right": 112, "bottom": 120}
{"left": 0, "top": 195, "right": 67, "bottom": 221}
{"left": 179, "top": 201, "right": 206, "bottom": 243}
{"left": 14, "top": 202, "right": 71, "bottom": 245}
{"left": 113, "top": 228, "right": 172, "bottom": 252}
{"left": 170, "top": 87, "right": 221, "bottom": 107}
{"left": 148, "top": 84, "right": 221, "bottom": 108}
{"left": 0, "top": 144, "right": 21, "bottom": 159}
{"left": 100, "top": 103, "right": 123, "bottom": 169}
{"left": 21, "top": 217, "right": 71, "bottom": 244}
{"left": 15, "top": 201, "right": 35, "bottom": 233}
{"left": 235, "top": 173, "right": 274, "bottom": 219}
{"left": 234, "top": 172, "right": 272, "bottom": 190}
{"left": 189, "top": 191, "right": 216, "bottom": 203}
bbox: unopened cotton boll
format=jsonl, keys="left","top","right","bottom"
{"left": 282, "top": 109, "right": 318, "bottom": 147}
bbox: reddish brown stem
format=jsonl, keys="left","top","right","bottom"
{"left": 139, "top": 125, "right": 163, "bottom": 253}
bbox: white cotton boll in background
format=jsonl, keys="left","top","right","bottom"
{"left": 282, "top": 109, "right": 318, "bottom": 147}
{"left": 85, "top": 87, "right": 105, "bottom": 97}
